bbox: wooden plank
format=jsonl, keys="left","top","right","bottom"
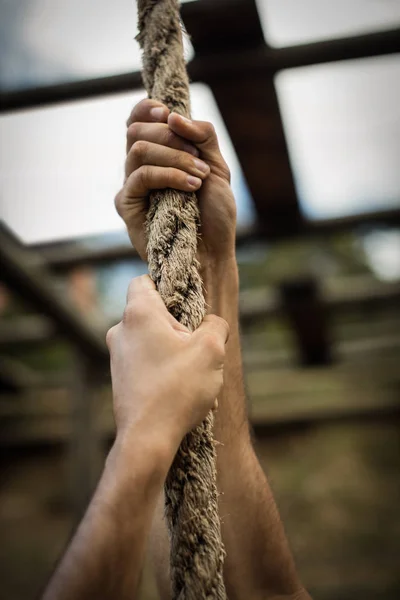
{"left": 1, "top": 352, "right": 399, "bottom": 445}
{"left": 68, "top": 352, "right": 104, "bottom": 518}
{"left": 240, "top": 277, "right": 400, "bottom": 324}
{"left": 0, "top": 276, "right": 398, "bottom": 347}
{"left": 0, "top": 223, "right": 108, "bottom": 363}
{"left": 0, "top": 356, "right": 44, "bottom": 392}
{"left": 0, "top": 316, "right": 56, "bottom": 346}
{"left": 243, "top": 333, "right": 400, "bottom": 370}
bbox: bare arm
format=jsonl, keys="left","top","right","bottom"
{"left": 149, "top": 261, "right": 308, "bottom": 600}
{"left": 42, "top": 276, "right": 229, "bottom": 600}
{"left": 42, "top": 431, "right": 172, "bottom": 600}
{"left": 117, "top": 99, "right": 310, "bottom": 599}
{"left": 205, "top": 260, "right": 309, "bottom": 600}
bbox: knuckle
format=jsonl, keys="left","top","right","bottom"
{"left": 164, "top": 167, "right": 175, "bottom": 187}
{"left": 173, "top": 149, "right": 185, "bottom": 169}
{"left": 215, "top": 314, "right": 229, "bottom": 334}
{"left": 114, "top": 190, "right": 123, "bottom": 216}
{"left": 126, "top": 278, "right": 137, "bottom": 300}
{"left": 105, "top": 327, "right": 113, "bottom": 349}
{"left": 221, "top": 160, "right": 231, "bottom": 183}
{"left": 122, "top": 302, "right": 146, "bottom": 327}
{"left": 134, "top": 165, "right": 149, "bottom": 189}
{"left": 202, "top": 331, "right": 224, "bottom": 357}
{"left": 131, "top": 140, "right": 147, "bottom": 161}
{"left": 137, "top": 98, "right": 151, "bottom": 112}
{"left": 127, "top": 122, "right": 140, "bottom": 144}
{"left": 202, "top": 121, "right": 215, "bottom": 138}
{"left": 122, "top": 304, "right": 135, "bottom": 326}
{"left": 165, "top": 128, "right": 177, "bottom": 148}
{"left": 226, "top": 197, "right": 236, "bottom": 221}
{"left": 106, "top": 324, "right": 118, "bottom": 349}
{"left": 123, "top": 281, "right": 150, "bottom": 326}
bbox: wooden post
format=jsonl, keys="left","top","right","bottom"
{"left": 280, "top": 277, "right": 332, "bottom": 366}
{"left": 68, "top": 351, "right": 104, "bottom": 521}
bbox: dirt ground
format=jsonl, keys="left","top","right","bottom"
{"left": 1, "top": 419, "right": 400, "bottom": 600}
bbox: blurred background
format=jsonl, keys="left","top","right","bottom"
{"left": 0, "top": 0, "right": 400, "bottom": 598}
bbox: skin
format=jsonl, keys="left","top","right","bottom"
{"left": 43, "top": 99, "right": 311, "bottom": 600}
{"left": 117, "top": 99, "right": 311, "bottom": 600}
{"left": 43, "top": 276, "right": 229, "bottom": 600}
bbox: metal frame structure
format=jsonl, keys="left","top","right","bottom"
{"left": 1, "top": 0, "right": 399, "bottom": 237}
{"left": 1, "top": 0, "right": 400, "bottom": 513}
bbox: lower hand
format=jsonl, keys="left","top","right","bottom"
{"left": 106, "top": 275, "right": 229, "bottom": 452}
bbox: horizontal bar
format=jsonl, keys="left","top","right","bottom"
{"left": 1, "top": 28, "right": 399, "bottom": 113}
{"left": 32, "top": 208, "right": 400, "bottom": 272}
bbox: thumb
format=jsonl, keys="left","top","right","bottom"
{"left": 167, "top": 113, "right": 222, "bottom": 162}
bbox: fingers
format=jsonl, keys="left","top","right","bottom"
{"left": 126, "top": 99, "right": 229, "bottom": 182}
{"left": 167, "top": 114, "right": 230, "bottom": 181}
{"left": 126, "top": 99, "right": 169, "bottom": 127}
{"left": 124, "top": 165, "right": 203, "bottom": 200}
{"left": 125, "top": 141, "right": 210, "bottom": 180}
{"left": 123, "top": 275, "right": 165, "bottom": 326}
{"left": 127, "top": 122, "right": 199, "bottom": 156}
{"left": 123, "top": 276, "right": 191, "bottom": 339}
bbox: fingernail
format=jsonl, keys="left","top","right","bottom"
{"left": 187, "top": 175, "right": 202, "bottom": 188}
{"left": 193, "top": 158, "right": 208, "bottom": 174}
{"left": 183, "top": 142, "right": 199, "bottom": 157}
{"left": 150, "top": 107, "right": 166, "bottom": 121}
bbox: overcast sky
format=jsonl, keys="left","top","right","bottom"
{"left": 0, "top": 0, "right": 399, "bottom": 243}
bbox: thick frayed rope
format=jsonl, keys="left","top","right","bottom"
{"left": 136, "top": 1, "right": 226, "bottom": 599}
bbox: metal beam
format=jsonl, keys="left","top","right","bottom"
{"left": 29, "top": 209, "right": 400, "bottom": 275}
{"left": 0, "top": 72, "right": 143, "bottom": 113}
{"left": 188, "top": 28, "right": 400, "bottom": 83}
{"left": 208, "top": 75, "right": 302, "bottom": 236}
{"left": 0, "top": 25, "right": 398, "bottom": 112}
{"left": 0, "top": 223, "right": 108, "bottom": 363}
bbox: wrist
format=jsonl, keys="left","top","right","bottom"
{"left": 201, "top": 256, "right": 239, "bottom": 318}
{"left": 201, "top": 255, "right": 238, "bottom": 295}
{"left": 108, "top": 421, "right": 179, "bottom": 487}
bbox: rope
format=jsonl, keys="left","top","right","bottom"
{"left": 136, "top": 1, "right": 226, "bottom": 598}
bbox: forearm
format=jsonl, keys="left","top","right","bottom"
{"left": 43, "top": 429, "right": 174, "bottom": 600}
{"left": 149, "top": 258, "right": 308, "bottom": 600}
{"left": 203, "top": 257, "right": 247, "bottom": 443}
{"left": 204, "top": 258, "right": 308, "bottom": 600}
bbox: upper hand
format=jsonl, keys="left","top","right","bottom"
{"left": 115, "top": 99, "right": 237, "bottom": 267}
{"left": 106, "top": 275, "right": 229, "bottom": 450}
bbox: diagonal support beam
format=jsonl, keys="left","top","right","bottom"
{"left": 0, "top": 223, "right": 108, "bottom": 363}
